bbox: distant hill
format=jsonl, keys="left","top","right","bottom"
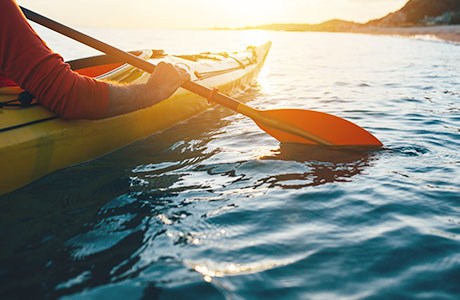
{"left": 241, "top": 19, "right": 362, "bottom": 32}
{"left": 368, "top": 0, "right": 460, "bottom": 26}
{"left": 240, "top": 0, "right": 460, "bottom": 32}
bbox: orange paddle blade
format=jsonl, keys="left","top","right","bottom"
{"left": 254, "top": 109, "right": 383, "bottom": 147}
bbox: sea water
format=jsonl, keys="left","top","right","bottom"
{"left": 0, "top": 28, "right": 459, "bottom": 299}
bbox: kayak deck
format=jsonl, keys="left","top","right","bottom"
{"left": 0, "top": 42, "right": 271, "bottom": 195}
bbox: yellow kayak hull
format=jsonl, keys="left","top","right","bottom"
{"left": 0, "top": 42, "right": 271, "bottom": 195}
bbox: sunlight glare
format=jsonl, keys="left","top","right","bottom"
{"left": 242, "top": 30, "right": 271, "bottom": 47}
{"left": 214, "top": 0, "right": 286, "bottom": 28}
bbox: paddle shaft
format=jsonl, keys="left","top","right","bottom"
{"left": 20, "top": 6, "right": 331, "bottom": 145}
{"left": 21, "top": 7, "right": 256, "bottom": 107}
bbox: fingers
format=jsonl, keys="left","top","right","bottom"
{"left": 154, "top": 61, "right": 190, "bottom": 84}
{"left": 177, "top": 65, "right": 191, "bottom": 82}
{"left": 145, "top": 61, "right": 191, "bottom": 103}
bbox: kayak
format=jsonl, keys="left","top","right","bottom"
{"left": 0, "top": 42, "right": 271, "bottom": 195}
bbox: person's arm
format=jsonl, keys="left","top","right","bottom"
{"left": 0, "top": 0, "right": 189, "bottom": 120}
{"left": 104, "top": 62, "right": 190, "bottom": 118}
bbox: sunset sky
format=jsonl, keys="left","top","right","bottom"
{"left": 18, "top": 0, "right": 408, "bottom": 29}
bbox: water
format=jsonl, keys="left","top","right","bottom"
{"left": 1, "top": 28, "right": 459, "bottom": 299}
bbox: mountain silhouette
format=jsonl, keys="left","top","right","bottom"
{"left": 368, "top": 0, "right": 460, "bottom": 26}
{"left": 241, "top": 0, "right": 460, "bottom": 32}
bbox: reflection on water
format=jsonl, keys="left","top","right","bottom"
{"left": 191, "top": 255, "right": 307, "bottom": 283}
{"left": 259, "top": 143, "right": 376, "bottom": 188}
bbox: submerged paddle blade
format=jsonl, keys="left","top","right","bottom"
{"left": 254, "top": 109, "right": 383, "bottom": 147}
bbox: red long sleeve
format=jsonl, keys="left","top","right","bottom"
{"left": 0, "top": 0, "right": 108, "bottom": 119}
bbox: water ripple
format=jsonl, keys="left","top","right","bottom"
{"left": 1, "top": 31, "right": 459, "bottom": 300}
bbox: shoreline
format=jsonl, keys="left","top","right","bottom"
{"left": 235, "top": 24, "right": 460, "bottom": 44}
{"left": 349, "top": 25, "right": 460, "bottom": 44}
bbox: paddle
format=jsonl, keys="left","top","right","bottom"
{"left": 20, "top": 6, "right": 382, "bottom": 148}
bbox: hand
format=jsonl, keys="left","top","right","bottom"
{"left": 104, "top": 62, "right": 190, "bottom": 118}
{"left": 145, "top": 61, "right": 190, "bottom": 103}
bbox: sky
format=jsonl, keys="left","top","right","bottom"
{"left": 18, "top": 0, "right": 409, "bottom": 29}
